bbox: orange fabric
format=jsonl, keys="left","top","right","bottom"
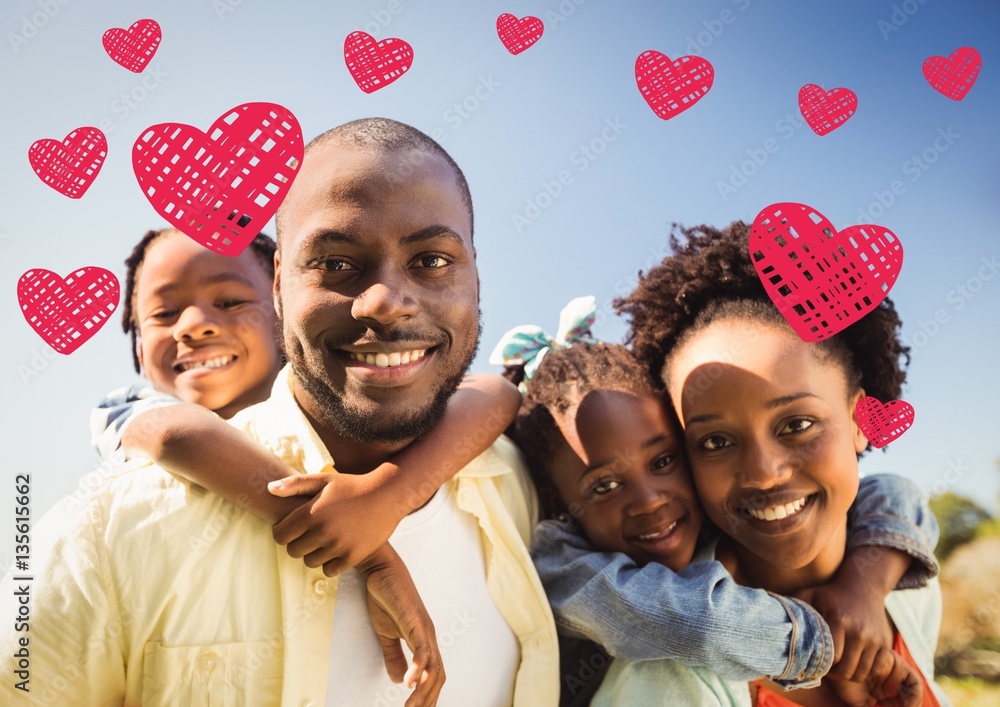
{"left": 752, "top": 631, "right": 940, "bottom": 707}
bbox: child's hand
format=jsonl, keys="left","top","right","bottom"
{"left": 826, "top": 647, "right": 922, "bottom": 707}
{"left": 269, "top": 472, "right": 408, "bottom": 576}
{"left": 359, "top": 544, "right": 446, "bottom": 707}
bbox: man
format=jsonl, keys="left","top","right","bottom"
{"left": 0, "top": 119, "right": 558, "bottom": 706}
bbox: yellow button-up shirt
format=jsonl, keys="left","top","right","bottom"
{"left": 0, "top": 367, "right": 559, "bottom": 706}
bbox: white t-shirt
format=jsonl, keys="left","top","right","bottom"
{"left": 326, "top": 486, "right": 521, "bottom": 706}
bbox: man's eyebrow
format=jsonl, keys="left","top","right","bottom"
{"left": 149, "top": 272, "right": 257, "bottom": 297}
{"left": 400, "top": 226, "right": 465, "bottom": 247}
{"left": 301, "top": 227, "right": 465, "bottom": 249}
{"left": 580, "top": 433, "right": 670, "bottom": 479}
{"left": 685, "top": 392, "right": 818, "bottom": 425}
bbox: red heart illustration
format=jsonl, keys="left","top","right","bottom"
{"left": 102, "top": 19, "right": 162, "bottom": 73}
{"left": 855, "top": 396, "right": 915, "bottom": 449}
{"left": 344, "top": 31, "right": 414, "bottom": 94}
{"left": 749, "top": 202, "right": 904, "bottom": 342}
{"left": 635, "top": 51, "right": 714, "bottom": 121}
{"left": 496, "top": 14, "right": 544, "bottom": 55}
{"left": 18, "top": 267, "right": 120, "bottom": 355}
{"left": 132, "top": 102, "right": 303, "bottom": 257}
{"left": 798, "top": 84, "right": 858, "bottom": 136}
{"left": 923, "top": 46, "right": 981, "bottom": 101}
{"left": 28, "top": 127, "right": 108, "bottom": 199}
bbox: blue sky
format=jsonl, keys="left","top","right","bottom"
{"left": 1, "top": 0, "right": 998, "bottom": 568}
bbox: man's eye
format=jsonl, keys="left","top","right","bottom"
{"left": 314, "top": 258, "right": 355, "bottom": 272}
{"left": 780, "top": 419, "right": 814, "bottom": 435}
{"left": 701, "top": 435, "right": 731, "bottom": 451}
{"left": 150, "top": 310, "right": 177, "bottom": 320}
{"left": 416, "top": 255, "right": 449, "bottom": 269}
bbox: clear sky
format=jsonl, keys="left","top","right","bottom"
{"left": 1, "top": 0, "right": 998, "bottom": 571}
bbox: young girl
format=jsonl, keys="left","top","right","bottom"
{"left": 600, "top": 220, "right": 947, "bottom": 704}
{"left": 492, "top": 297, "right": 939, "bottom": 705}
{"left": 88, "top": 226, "right": 523, "bottom": 704}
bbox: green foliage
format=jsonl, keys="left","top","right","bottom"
{"left": 930, "top": 492, "right": 993, "bottom": 560}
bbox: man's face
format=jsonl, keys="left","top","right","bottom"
{"left": 275, "top": 143, "right": 480, "bottom": 445}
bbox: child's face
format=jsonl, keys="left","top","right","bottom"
{"left": 665, "top": 318, "right": 866, "bottom": 577}
{"left": 548, "top": 389, "right": 703, "bottom": 571}
{"left": 134, "top": 231, "right": 282, "bottom": 418}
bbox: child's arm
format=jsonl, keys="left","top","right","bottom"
{"left": 532, "top": 519, "right": 835, "bottom": 688}
{"left": 268, "top": 374, "right": 521, "bottom": 575}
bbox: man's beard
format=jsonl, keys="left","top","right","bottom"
{"left": 280, "top": 311, "right": 482, "bottom": 445}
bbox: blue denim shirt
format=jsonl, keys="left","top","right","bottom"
{"left": 531, "top": 473, "right": 939, "bottom": 691}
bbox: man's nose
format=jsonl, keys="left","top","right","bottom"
{"left": 351, "top": 272, "right": 419, "bottom": 326}
{"left": 738, "top": 439, "right": 794, "bottom": 490}
{"left": 173, "top": 305, "right": 219, "bottom": 342}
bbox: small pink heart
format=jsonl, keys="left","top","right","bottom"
{"left": 798, "top": 84, "right": 858, "bottom": 136}
{"left": 132, "top": 102, "right": 303, "bottom": 257}
{"left": 923, "top": 46, "right": 981, "bottom": 101}
{"left": 103, "top": 19, "right": 161, "bottom": 73}
{"left": 497, "top": 14, "right": 544, "bottom": 55}
{"left": 18, "top": 267, "right": 120, "bottom": 355}
{"left": 28, "top": 127, "right": 108, "bottom": 199}
{"left": 635, "top": 51, "right": 714, "bottom": 121}
{"left": 344, "top": 31, "right": 414, "bottom": 94}
{"left": 749, "top": 202, "right": 904, "bottom": 342}
{"left": 855, "top": 396, "right": 914, "bottom": 449}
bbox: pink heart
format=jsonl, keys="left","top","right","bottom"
{"left": 798, "top": 84, "right": 858, "bottom": 136}
{"left": 855, "top": 396, "right": 915, "bottom": 449}
{"left": 102, "top": 18, "right": 161, "bottom": 73}
{"left": 635, "top": 51, "right": 714, "bottom": 121}
{"left": 749, "top": 202, "right": 904, "bottom": 342}
{"left": 28, "top": 127, "right": 108, "bottom": 199}
{"left": 344, "top": 31, "right": 414, "bottom": 94}
{"left": 18, "top": 267, "right": 120, "bottom": 355}
{"left": 923, "top": 46, "right": 981, "bottom": 101}
{"left": 132, "top": 102, "right": 303, "bottom": 257}
{"left": 496, "top": 14, "right": 544, "bottom": 55}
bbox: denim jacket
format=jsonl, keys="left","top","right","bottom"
{"left": 531, "top": 473, "right": 939, "bottom": 692}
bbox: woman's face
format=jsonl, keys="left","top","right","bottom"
{"left": 664, "top": 318, "right": 867, "bottom": 582}
{"left": 548, "top": 389, "right": 703, "bottom": 571}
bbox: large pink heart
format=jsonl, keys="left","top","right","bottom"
{"left": 635, "top": 51, "right": 714, "bottom": 121}
{"left": 103, "top": 19, "right": 162, "bottom": 73}
{"left": 798, "top": 84, "right": 857, "bottom": 136}
{"left": 749, "top": 202, "right": 903, "bottom": 342}
{"left": 496, "top": 14, "right": 544, "bottom": 55}
{"left": 923, "top": 46, "right": 981, "bottom": 101}
{"left": 344, "top": 31, "right": 414, "bottom": 94}
{"left": 28, "top": 127, "right": 108, "bottom": 199}
{"left": 132, "top": 102, "right": 303, "bottom": 257}
{"left": 855, "top": 396, "right": 915, "bottom": 449}
{"left": 18, "top": 267, "right": 120, "bottom": 355}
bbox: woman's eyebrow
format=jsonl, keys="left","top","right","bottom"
{"left": 685, "top": 392, "right": 819, "bottom": 425}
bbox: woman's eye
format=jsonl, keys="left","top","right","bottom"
{"left": 416, "top": 255, "right": 449, "bottom": 269}
{"left": 588, "top": 478, "right": 622, "bottom": 496}
{"left": 780, "top": 419, "right": 814, "bottom": 435}
{"left": 701, "top": 435, "right": 731, "bottom": 451}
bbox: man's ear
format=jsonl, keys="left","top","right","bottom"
{"left": 272, "top": 250, "right": 282, "bottom": 317}
{"left": 850, "top": 387, "right": 869, "bottom": 453}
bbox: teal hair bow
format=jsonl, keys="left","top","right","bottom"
{"left": 489, "top": 296, "right": 598, "bottom": 386}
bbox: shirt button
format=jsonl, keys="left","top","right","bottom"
{"left": 198, "top": 652, "right": 219, "bottom": 672}
{"left": 313, "top": 579, "right": 328, "bottom": 595}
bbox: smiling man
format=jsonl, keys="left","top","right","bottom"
{"left": 0, "top": 119, "right": 558, "bottom": 707}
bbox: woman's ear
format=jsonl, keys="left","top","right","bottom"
{"left": 849, "top": 388, "right": 869, "bottom": 453}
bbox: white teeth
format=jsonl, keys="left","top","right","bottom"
{"left": 351, "top": 349, "right": 427, "bottom": 367}
{"left": 746, "top": 496, "right": 808, "bottom": 522}
{"left": 637, "top": 520, "right": 678, "bottom": 541}
{"left": 180, "top": 355, "right": 232, "bottom": 372}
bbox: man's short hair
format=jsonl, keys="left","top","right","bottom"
{"left": 276, "top": 117, "right": 474, "bottom": 242}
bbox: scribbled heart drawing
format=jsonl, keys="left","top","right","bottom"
{"left": 103, "top": 18, "right": 162, "bottom": 73}
{"left": 635, "top": 51, "right": 714, "bottom": 120}
{"left": 497, "top": 13, "right": 544, "bottom": 55}
{"left": 923, "top": 46, "right": 981, "bottom": 101}
{"left": 28, "top": 127, "right": 108, "bottom": 199}
{"left": 749, "top": 202, "right": 904, "bottom": 342}
{"left": 344, "top": 31, "right": 413, "bottom": 93}
{"left": 855, "top": 396, "right": 915, "bottom": 448}
{"left": 18, "top": 267, "right": 120, "bottom": 355}
{"left": 132, "top": 102, "right": 303, "bottom": 257}
{"left": 798, "top": 84, "right": 858, "bottom": 136}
